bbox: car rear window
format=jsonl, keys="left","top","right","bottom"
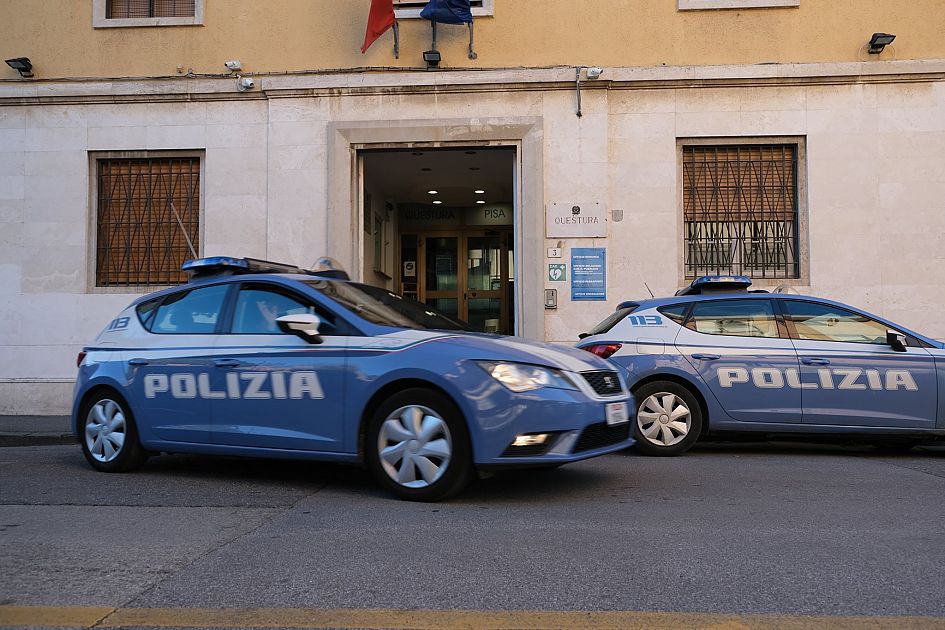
{"left": 587, "top": 305, "right": 638, "bottom": 336}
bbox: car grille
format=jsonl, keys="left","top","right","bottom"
{"left": 581, "top": 370, "right": 623, "bottom": 396}
{"left": 573, "top": 422, "right": 631, "bottom": 453}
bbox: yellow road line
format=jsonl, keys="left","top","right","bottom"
{"left": 1, "top": 606, "right": 944, "bottom": 629}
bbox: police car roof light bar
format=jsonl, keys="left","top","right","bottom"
{"left": 181, "top": 256, "right": 351, "bottom": 281}
{"left": 676, "top": 275, "right": 753, "bottom": 296}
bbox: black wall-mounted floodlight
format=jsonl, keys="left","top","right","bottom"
{"left": 423, "top": 49, "right": 441, "bottom": 68}
{"left": 5, "top": 57, "right": 33, "bottom": 78}
{"left": 868, "top": 33, "right": 896, "bottom": 54}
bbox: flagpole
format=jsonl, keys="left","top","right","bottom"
{"left": 393, "top": 21, "right": 399, "bottom": 59}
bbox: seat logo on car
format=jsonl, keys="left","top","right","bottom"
{"left": 717, "top": 367, "right": 918, "bottom": 392}
{"left": 143, "top": 372, "right": 324, "bottom": 400}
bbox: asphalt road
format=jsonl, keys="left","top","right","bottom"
{"left": 1, "top": 442, "right": 944, "bottom": 628}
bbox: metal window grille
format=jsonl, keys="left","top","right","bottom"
{"left": 106, "top": 0, "right": 196, "bottom": 18}
{"left": 682, "top": 144, "right": 799, "bottom": 279}
{"left": 96, "top": 158, "right": 200, "bottom": 287}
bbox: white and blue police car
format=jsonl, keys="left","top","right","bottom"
{"left": 73, "top": 256, "right": 633, "bottom": 501}
{"left": 577, "top": 276, "right": 945, "bottom": 456}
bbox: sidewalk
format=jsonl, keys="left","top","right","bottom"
{"left": 0, "top": 416, "right": 74, "bottom": 447}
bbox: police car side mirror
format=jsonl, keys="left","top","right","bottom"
{"left": 886, "top": 329, "right": 907, "bottom": 352}
{"left": 276, "top": 314, "right": 323, "bottom": 344}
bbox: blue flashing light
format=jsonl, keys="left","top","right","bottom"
{"left": 676, "top": 275, "right": 752, "bottom": 296}
{"left": 181, "top": 257, "right": 250, "bottom": 273}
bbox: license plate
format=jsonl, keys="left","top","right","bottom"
{"left": 605, "top": 401, "right": 629, "bottom": 426}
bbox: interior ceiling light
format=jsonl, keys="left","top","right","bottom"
{"left": 476, "top": 200, "right": 486, "bottom": 204}
{"left": 474, "top": 189, "right": 485, "bottom": 194}
{"left": 432, "top": 200, "right": 443, "bottom": 205}
{"left": 427, "top": 190, "right": 438, "bottom": 195}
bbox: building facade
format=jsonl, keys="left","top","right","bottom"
{"left": 2, "top": 0, "right": 944, "bottom": 413}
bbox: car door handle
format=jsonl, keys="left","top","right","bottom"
{"left": 691, "top": 353, "right": 721, "bottom": 361}
{"left": 213, "top": 358, "right": 243, "bottom": 368}
{"left": 801, "top": 357, "right": 830, "bottom": 365}
{"left": 128, "top": 358, "right": 149, "bottom": 366}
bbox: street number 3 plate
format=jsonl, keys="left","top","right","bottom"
{"left": 605, "top": 401, "right": 629, "bottom": 426}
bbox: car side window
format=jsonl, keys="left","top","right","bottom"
{"left": 686, "top": 299, "right": 779, "bottom": 339}
{"left": 231, "top": 286, "right": 337, "bottom": 335}
{"left": 150, "top": 284, "right": 229, "bottom": 335}
{"left": 657, "top": 303, "right": 689, "bottom": 324}
{"left": 782, "top": 300, "right": 890, "bottom": 345}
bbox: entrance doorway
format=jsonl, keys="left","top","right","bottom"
{"left": 361, "top": 147, "right": 517, "bottom": 334}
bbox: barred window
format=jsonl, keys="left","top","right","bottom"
{"left": 96, "top": 157, "right": 200, "bottom": 288}
{"left": 106, "top": 0, "right": 195, "bottom": 18}
{"left": 682, "top": 144, "right": 799, "bottom": 279}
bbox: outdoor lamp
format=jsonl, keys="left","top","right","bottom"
{"left": 5, "top": 57, "right": 33, "bottom": 78}
{"left": 422, "top": 49, "right": 441, "bottom": 68}
{"left": 868, "top": 33, "right": 896, "bottom": 54}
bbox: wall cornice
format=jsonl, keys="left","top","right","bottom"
{"left": 1, "top": 60, "right": 943, "bottom": 105}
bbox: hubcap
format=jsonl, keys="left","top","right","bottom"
{"left": 378, "top": 405, "right": 452, "bottom": 489}
{"left": 85, "top": 399, "right": 127, "bottom": 463}
{"left": 638, "top": 393, "right": 691, "bottom": 447}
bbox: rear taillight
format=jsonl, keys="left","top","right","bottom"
{"left": 582, "top": 343, "right": 622, "bottom": 359}
{"left": 76, "top": 351, "right": 87, "bottom": 368}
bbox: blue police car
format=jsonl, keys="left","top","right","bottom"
{"left": 577, "top": 276, "right": 945, "bottom": 456}
{"left": 73, "top": 257, "right": 633, "bottom": 501}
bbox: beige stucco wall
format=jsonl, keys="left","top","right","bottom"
{"left": 1, "top": 61, "right": 943, "bottom": 413}
{"left": 3, "top": 0, "right": 945, "bottom": 80}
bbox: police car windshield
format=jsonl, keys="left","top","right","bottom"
{"left": 305, "top": 281, "right": 473, "bottom": 332}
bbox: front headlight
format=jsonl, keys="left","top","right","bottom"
{"left": 476, "top": 361, "right": 577, "bottom": 393}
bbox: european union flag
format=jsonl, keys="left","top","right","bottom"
{"left": 420, "top": 0, "right": 473, "bottom": 24}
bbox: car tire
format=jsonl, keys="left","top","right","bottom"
{"left": 79, "top": 390, "right": 148, "bottom": 473}
{"left": 366, "top": 388, "right": 473, "bottom": 502}
{"left": 871, "top": 439, "right": 921, "bottom": 453}
{"left": 631, "top": 381, "right": 703, "bottom": 457}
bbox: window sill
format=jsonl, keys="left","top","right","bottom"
{"left": 94, "top": 17, "right": 204, "bottom": 28}
{"left": 678, "top": 0, "right": 799, "bottom": 9}
{"left": 394, "top": 0, "right": 493, "bottom": 19}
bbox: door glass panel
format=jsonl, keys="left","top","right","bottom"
{"left": 425, "top": 298, "right": 458, "bottom": 320}
{"left": 468, "top": 298, "right": 501, "bottom": 333}
{"left": 232, "top": 288, "right": 319, "bottom": 335}
{"left": 151, "top": 284, "right": 229, "bottom": 334}
{"left": 425, "top": 237, "right": 457, "bottom": 292}
{"left": 686, "top": 299, "right": 779, "bottom": 338}
{"left": 466, "top": 236, "right": 501, "bottom": 291}
{"left": 783, "top": 301, "right": 890, "bottom": 344}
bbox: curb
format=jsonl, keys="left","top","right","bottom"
{"left": 0, "top": 434, "right": 76, "bottom": 447}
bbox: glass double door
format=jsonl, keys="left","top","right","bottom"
{"left": 420, "top": 231, "right": 513, "bottom": 334}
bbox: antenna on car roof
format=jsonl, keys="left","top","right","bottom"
{"left": 169, "top": 201, "right": 197, "bottom": 259}
{"left": 644, "top": 282, "right": 655, "bottom": 299}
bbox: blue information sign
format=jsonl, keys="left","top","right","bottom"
{"left": 571, "top": 248, "right": 606, "bottom": 301}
